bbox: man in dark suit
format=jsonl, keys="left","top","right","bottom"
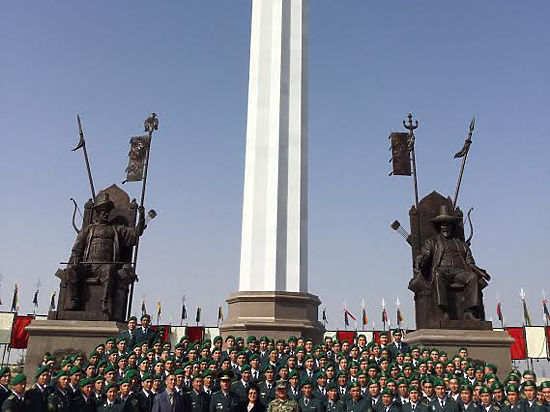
{"left": 326, "top": 383, "right": 346, "bottom": 412}
{"left": 376, "top": 389, "right": 400, "bottom": 412}
{"left": 458, "top": 386, "right": 481, "bottom": 412}
{"left": 230, "top": 365, "right": 252, "bottom": 403}
{"left": 152, "top": 373, "right": 185, "bottom": 412}
{"left": 135, "top": 314, "right": 157, "bottom": 347}
{"left": 429, "top": 380, "right": 459, "bottom": 412}
{"left": 387, "top": 330, "right": 410, "bottom": 360}
{"left": 72, "top": 378, "right": 97, "bottom": 412}
{"left": 345, "top": 382, "right": 371, "bottom": 412}
{"left": 118, "top": 316, "right": 138, "bottom": 350}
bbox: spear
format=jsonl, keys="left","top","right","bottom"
{"left": 452, "top": 117, "right": 475, "bottom": 209}
{"left": 72, "top": 115, "right": 96, "bottom": 201}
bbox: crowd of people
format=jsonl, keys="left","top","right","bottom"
{"left": 1, "top": 314, "right": 549, "bottom": 412}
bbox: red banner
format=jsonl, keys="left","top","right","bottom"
{"left": 374, "top": 331, "right": 391, "bottom": 344}
{"left": 10, "top": 315, "right": 33, "bottom": 349}
{"left": 151, "top": 325, "right": 170, "bottom": 342}
{"left": 336, "top": 331, "right": 356, "bottom": 344}
{"left": 185, "top": 326, "right": 204, "bottom": 343}
{"left": 506, "top": 327, "right": 527, "bottom": 360}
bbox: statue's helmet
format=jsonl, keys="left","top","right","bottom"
{"left": 93, "top": 192, "right": 115, "bottom": 212}
{"left": 430, "top": 205, "right": 460, "bottom": 225}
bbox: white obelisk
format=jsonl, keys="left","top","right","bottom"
{"left": 222, "top": 0, "right": 322, "bottom": 339}
{"left": 239, "top": 0, "right": 308, "bottom": 293}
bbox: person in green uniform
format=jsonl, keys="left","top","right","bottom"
{"left": 326, "top": 383, "right": 346, "bottom": 412}
{"left": 47, "top": 371, "right": 71, "bottom": 412}
{"left": 459, "top": 385, "right": 480, "bottom": 412}
{"left": 72, "top": 378, "right": 96, "bottom": 412}
{"left": 1, "top": 374, "right": 26, "bottom": 412}
{"left": 521, "top": 381, "right": 545, "bottom": 412}
{"left": 297, "top": 380, "right": 324, "bottom": 412}
{"left": 97, "top": 382, "right": 122, "bottom": 412}
{"left": 24, "top": 365, "right": 50, "bottom": 412}
{"left": 266, "top": 380, "right": 299, "bottom": 412}
{"left": 401, "top": 386, "right": 427, "bottom": 412}
{"left": 209, "top": 371, "right": 238, "bottom": 412}
{"left": 478, "top": 387, "right": 498, "bottom": 412}
{"left": 0, "top": 367, "right": 12, "bottom": 407}
{"left": 501, "top": 385, "right": 526, "bottom": 412}
{"left": 376, "top": 389, "right": 400, "bottom": 412}
{"left": 185, "top": 374, "right": 210, "bottom": 412}
{"left": 345, "top": 382, "right": 370, "bottom": 412}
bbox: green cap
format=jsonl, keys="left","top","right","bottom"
{"left": 79, "top": 378, "right": 92, "bottom": 387}
{"left": 523, "top": 380, "right": 537, "bottom": 389}
{"left": 479, "top": 387, "right": 491, "bottom": 395}
{"left": 35, "top": 365, "right": 49, "bottom": 379}
{"left": 506, "top": 384, "right": 519, "bottom": 394}
{"left": 11, "top": 374, "right": 26, "bottom": 386}
{"left": 218, "top": 371, "right": 233, "bottom": 381}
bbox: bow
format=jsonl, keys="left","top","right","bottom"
{"left": 465, "top": 207, "right": 474, "bottom": 245}
{"left": 70, "top": 198, "right": 82, "bottom": 234}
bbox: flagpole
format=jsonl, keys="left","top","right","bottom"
{"left": 403, "top": 113, "right": 419, "bottom": 209}
{"left": 127, "top": 113, "right": 159, "bottom": 319}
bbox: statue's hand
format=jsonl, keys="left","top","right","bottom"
{"left": 138, "top": 206, "right": 145, "bottom": 215}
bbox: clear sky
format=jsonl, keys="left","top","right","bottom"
{"left": 1, "top": 1, "right": 549, "bottom": 329}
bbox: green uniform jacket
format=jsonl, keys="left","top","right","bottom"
{"left": 24, "top": 384, "right": 49, "bottom": 412}
{"left": 1, "top": 394, "right": 24, "bottom": 412}
{"left": 298, "top": 396, "right": 325, "bottom": 412}
{"left": 72, "top": 394, "right": 98, "bottom": 412}
{"left": 258, "top": 383, "right": 276, "bottom": 406}
{"left": 47, "top": 388, "right": 71, "bottom": 412}
{"left": 97, "top": 399, "right": 124, "bottom": 412}
{"left": 186, "top": 389, "right": 211, "bottom": 412}
{"left": 230, "top": 381, "right": 249, "bottom": 403}
{"left": 209, "top": 391, "right": 238, "bottom": 412}
{"left": 326, "top": 400, "right": 346, "bottom": 412}
{"left": 131, "top": 390, "right": 154, "bottom": 412}
{"left": 402, "top": 402, "right": 429, "bottom": 412}
{"left": 521, "top": 400, "right": 545, "bottom": 412}
{"left": 429, "top": 399, "right": 459, "bottom": 412}
{"left": 500, "top": 401, "right": 527, "bottom": 412}
{"left": 267, "top": 398, "right": 300, "bottom": 412}
{"left": 345, "top": 398, "right": 371, "bottom": 412}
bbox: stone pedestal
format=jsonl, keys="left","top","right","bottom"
{"left": 220, "top": 291, "right": 324, "bottom": 341}
{"left": 24, "top": 320, "right": 123, "bottom": 376}
{"left": 403, "top": 329, "right": 514, "bottom": 378}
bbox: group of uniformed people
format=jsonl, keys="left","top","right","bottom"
{"left": 1, "top": 314, "right": 549, "bottom": 412}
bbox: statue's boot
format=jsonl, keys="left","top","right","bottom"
{"left": 464, "top": 310, "right": 478, "bottom": 320}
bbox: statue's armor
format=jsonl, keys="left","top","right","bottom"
{"left": 86, "top": 224, "right": 115, "bottom": 262}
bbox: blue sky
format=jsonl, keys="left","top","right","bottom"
{"left": 1, "top": 1, "right": 549, "bottom": 328}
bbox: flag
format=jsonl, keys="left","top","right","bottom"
{"left": 362, "top": 308, "right": 368, "bottom": 328}
{"left": 344, "top": 310, "right": 349, "bottom": 328}
{"left": 322, "top": 308, "right": 328, "bottom": 325}
{"left": 543, "top": 299, "right": 550, "bottom": 322}
{"left": 181, "top": 302, "right": 187, "bottom": 320}
{"left": 196, "top": 307, "right": 201, "bottom": 323}
{"left": 454, "top": 118, "right": 475, "bottom": 158}
{"left": 396, "top": 307, "right": 404, "bottom": 325}
{"left": 156, "top": 300, "right": 162, "bottom": 318}
{"left": 141, "top": 299, "right": 147, "bottom": 316}
{"left": 49, "top": 292, "right": 56, "bottom": 311}
{"left": 124, "top": 135, "right": 151, "bottom": 182}
{"left": 32, "top": 290, "right": 39, "bottom": 308}
{"left": 10, "top": 285, "right": 18, "bottom": 313}
{"left": 522, "top": 298, "right": 532, "bottom": 327}
{"left": 382, "top": 308, "right": 388, "bottom": 325}
{"left": 217, "top": 306, "right": 224, "bottom": 322}
{"left": 496, "top": 301, "right": 503, "bottom": 322}
{"left": 389, "top": 132, "right": 412, "bottom": 176}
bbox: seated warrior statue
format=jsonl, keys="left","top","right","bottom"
{"left": 66, "top": 192, "right": 146, "bottom": 313}
{"left": 414, "top": 205, "right": 490, "bottom": 321}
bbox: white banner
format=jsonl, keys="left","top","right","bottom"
{"left": 0, "top": 313, "right": 15, "bottom": 345}
{"left": 169, "top": 326, "right": 187, "bottom": 347}
{"left": 525, "top": 326, "right": 547, "bottom": 359}
{"left": 204, "top": 328, "right": 220, "bottom": 341}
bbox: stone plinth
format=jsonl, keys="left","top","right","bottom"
{"left": 24, "top": 320, "right": 123, "bottom": 376}
{"left": 403, "top": 329, "right": 514, "bottom": 378}
{"left": 220, "top": 291, "right": 324, "bottom": 341}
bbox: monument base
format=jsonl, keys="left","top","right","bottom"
{"left": 403, "top": 329, "right": 514, "bottom": 378}
{"left": 24, "top": 320, "right": 123, "bottom": 376}
{"left": 220, "top": 291, "right": 325, "bottom": 341}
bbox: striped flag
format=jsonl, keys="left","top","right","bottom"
{"left": 49, "top": 292, "right": 56, "bottom": 311}
{"left": 10, "top": 284, "right": 18, "bottom": 313}
{"left": 156, "top": 299, "right": 162, "bottom": 321}
{"left": 362, "top": 307, "right": 368, "bottom": 328}
{"left": 322, "top": 308, "right": 328, "bottom": 325}
{"left": 141, "top": 298, "right": 147, "bottom": 316}
{"left": 32, "top": 290, "right": 39, "bottom": 309}
{"left": 344, "top": 308, "right": 356, "bottom": 328}
{"left": 396, "top": 307, "right": 404, "bottom": 326}
{"left": 196, "top": 306, "right": 201, "bottom": 324}
{"left": 217, "top": 306, "right": 224, "bottom": 323}
{"left": 496, "top": 300, "right": 504, "bottom": 327}
{"left": 542, "top": 299, "right": 550, "bottom": 323}
{"left": 520, "top": 288, "right": 532, "bottom": 326}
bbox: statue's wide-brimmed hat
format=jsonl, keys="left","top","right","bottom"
{"left": 93, "top": 192, "right": 115, "bottom": 211}
{"left": 430, "top": 205, "right": 460, "bottom": 224}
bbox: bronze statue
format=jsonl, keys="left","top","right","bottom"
{"left": 414, "top": 205, "right": 490, "bottom": 321}
{"left": 65, "top": 192, "right": 146, "bottom": 314}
